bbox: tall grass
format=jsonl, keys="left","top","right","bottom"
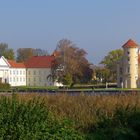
{"left": 1, "top": 93, "right": 140, "bottom": 139}
{"left": 17, "top": 93, "right": 140, "bottom": 139}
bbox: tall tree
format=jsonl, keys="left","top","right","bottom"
{"left": 17, "top": 48, "right": 34, "bottom": 62}
{"left": 101, "top": 49, "right": 123, "bottom": 82}
{"left": 0, "top": 43, "right": 15, "bottom": 60}
{"left": 33, "top": 48, "right": 49, "bottom": 56}
{"left": 17, "top": 48, "right": 49, "bottom": 62}
{"left": 52, "top": 39, "right": 92, "bottom": 85}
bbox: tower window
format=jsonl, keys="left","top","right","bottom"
{"left": 120, "top": 68, "right": 122, "bottom": 74}
{"left": 127, "top": 67, "right": 130, "bottom": 73}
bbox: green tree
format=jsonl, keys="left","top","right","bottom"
{"left": 101, "top": 49, "right": 123, "bottom": 82}
{"left": 94, "top": 67, "right": 110, "bottom": 83}
{"left": 0, "top": 43, "right": 15, "bottom": 60}
{"left": 52, "top": 39, "right": 92, "bottom": 85}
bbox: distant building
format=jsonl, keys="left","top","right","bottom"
{"left": 8, "top": 60, "right": 26, "bottom": 86}
{"left": 117, "top": 39, "right": 140, "bottom": 88}
{"left": 25, "top": 56, "right": 55, "bottom": 86}
{"left": 0, "top": 55, "right": 61, "bottom": 87}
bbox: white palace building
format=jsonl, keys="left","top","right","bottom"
{"left": 0, "top": 55, "right": 57, "bottom": 87}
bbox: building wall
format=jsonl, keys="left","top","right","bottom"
{"left": 0, "top": 69, "right": 9, "bottom": 83}
{"left": 8, "top": 68, "right": 26, "bottom": 86}
{"left": 137, "top": 65, "right": 140, "bottom": 87}
{"left": 123, "top": 47, "right": 138, "bottom": 88}
{"left": 0, "top": 57, "right": 10, "bottom": 83}
{"left": 26, "top": 68, "right": 53, "bottom": 86}
{"left": 117, "top": 59, "right": 123, "bottom": 88}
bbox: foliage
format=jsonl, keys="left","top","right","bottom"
{"left": 52, "top": 39, "right": 92, "bottom": 85}
{"left": 88, "top": 106, "right": 140, "bottom": 140}
{"left": 0, "top": 83, "right": 11, "bottom": 91}
{"left": 20, "top": 93, "right": 140, "bottom": 140}
{"left": 63, "top": 73, "right": 73, "bottom": 86}
{"left": 33, "top": 48, "right": 49, "bottom": 56}
{"left": 1, "top": 94, "right": 140, "bottom": 139}
{"left": 101, "top": 49, "right": 123, "bottom": 82}
{"left": 16, "top": 48, "right": 34, "bottom": 62}
{"left": 16, "top": 48, "right": 49, "bottom": 62}
{"left": 93, "top": 67, "right": 110, "bottom": 83}
{"left": 0, "top": 95, "right": 84, "bottom": 140}
{"left": 0, "top": 43, "right": 15, "bottom": 60}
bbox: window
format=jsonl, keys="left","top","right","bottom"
{"left": 23, "top": 71, "right": 25, "bottom": 75}
{"left": 28, "top": 71, "right": 30, "bottom": 75}
{"left": 17, "top": 71, "right": 18, "bottom": 75}
{"left": 9, "top": 77, "right": 12, "bottom": 82}
{"left": 13, "top": 77, "right": 15, "bottom": 82}
{"left": 39, "top": 71, "right": 41, "bottom": 75}
{"left": 28, "top": 78, "right": 30, "bottom": 82}
{"left": 127, "top": 67, "right": 130, "bottom": 73}
{"left": 17, "top": 77, "right": 18, "bottom": 82}
{"left": 10, "top": 70, "right": 12, "bottom": 75}
{"left": 39, "top": 77, "right": 41, "bottom": 82}
{"left": 20, "top": 70, "right": 22, "bottom": 75}
{"left": 34, "top": 71, "right": 36, "bottom": 75}
{"left": 20, "top": 77, "right": 22, "bottom": 82}
{"left": 13, "top": 71, "right": 15, "bottom": 75}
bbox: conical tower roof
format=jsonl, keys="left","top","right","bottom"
{"left": 122, "top": 39, "right": 139, "bottom": 48}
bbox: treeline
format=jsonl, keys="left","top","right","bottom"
{"left": 0, "top": 43, "right": 49, "bottom": 62}
{"left": 0, "top": 39, "right": 123, "bottom": 85}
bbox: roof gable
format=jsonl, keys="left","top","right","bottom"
{"left": 122, "top": 39, "right": 139, "bottom": 48}
{"left": 0, "top": 56, "right": 10, "bottom": 67}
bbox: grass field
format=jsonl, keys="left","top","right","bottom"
{"left": 1, "top": 93, "right": 140, "bottom": 139}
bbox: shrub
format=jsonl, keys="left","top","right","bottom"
{"left": 87, "top": 106, "right": 140, "bottom": 140}
{"left": 0, "top": 94, "right": 84, "bottom": 140}
{"left": 0, "top": 83, "right": 10, "bottom": 91}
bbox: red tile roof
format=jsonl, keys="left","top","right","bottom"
{"left": 25, "top": 56, "right": 55, "bottom": 68}
{"left": 122, "top": 39, "right": 139, "bottom": 48}
{"left": 8, "top": 60, "right": 25, "bottom": 68}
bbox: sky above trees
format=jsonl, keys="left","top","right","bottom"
{"left": 0, "top": 0, "right": 140, "bottom": 64}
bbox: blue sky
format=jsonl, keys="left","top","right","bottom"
{"left": 0, "top": 0, "right": 140, "bottom": 64}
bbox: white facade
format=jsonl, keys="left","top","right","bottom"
{"left": 8, "top": 68, "right": 26, "bottom": 86}
{"left": 0, "top": 56, "right": 10, "bottom": 83}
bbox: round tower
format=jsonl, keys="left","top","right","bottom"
{"left": 122, "top": 39, "right": 139, "bottom": 88}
